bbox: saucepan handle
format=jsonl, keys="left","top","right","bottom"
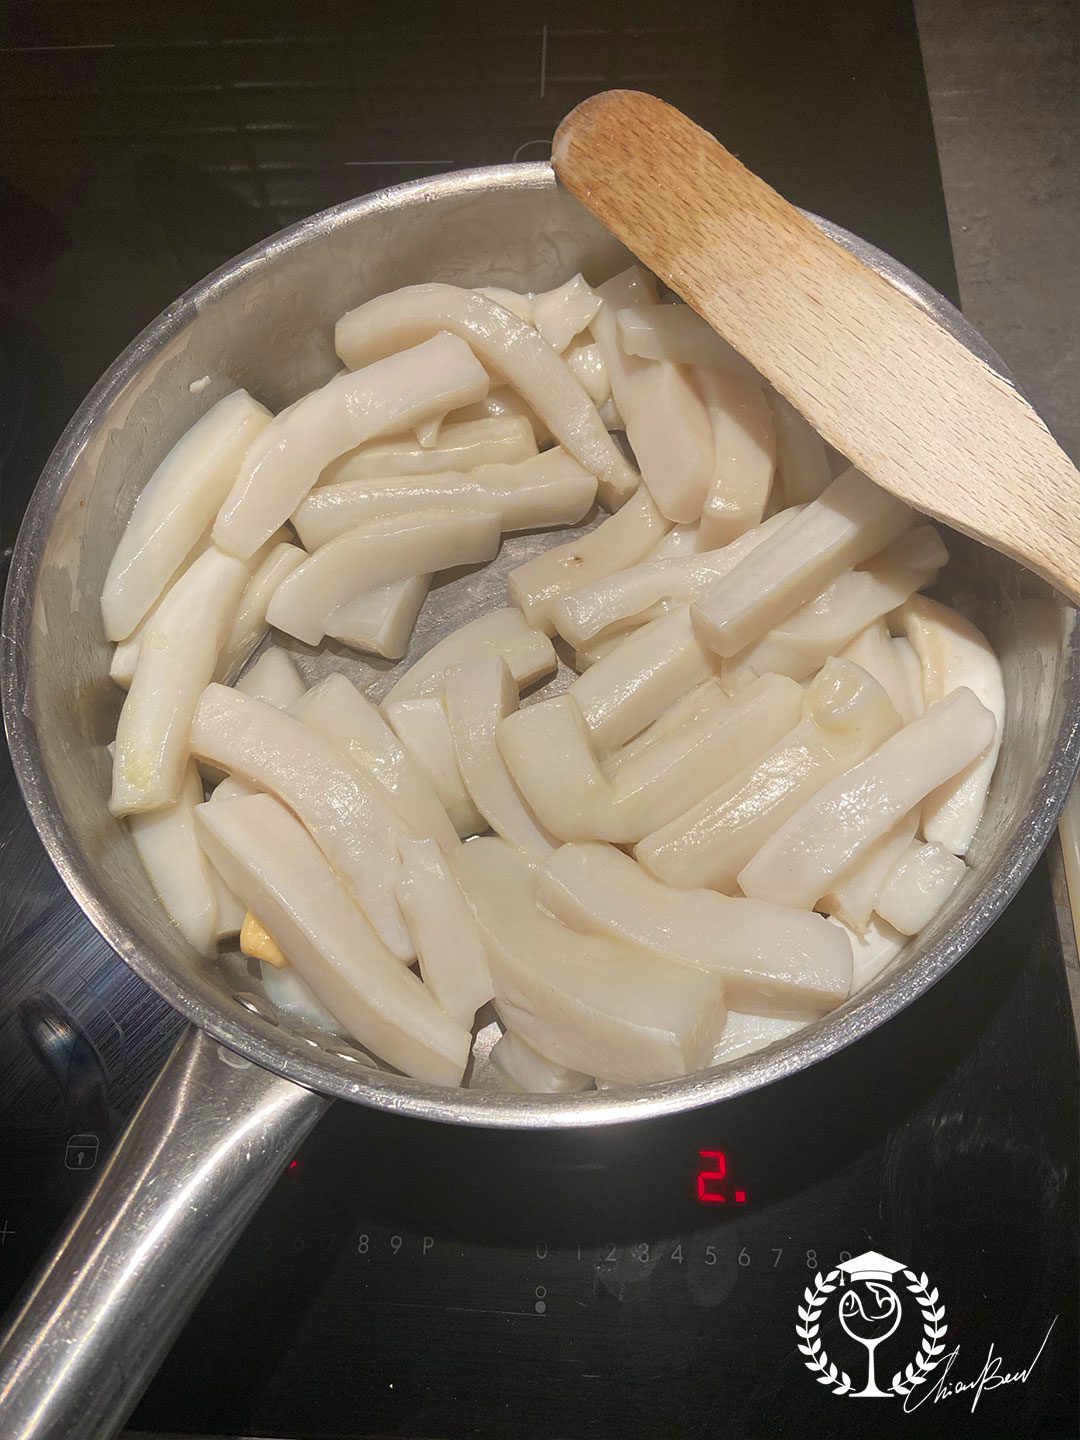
{"left": 0, "top": 1024, "right": 329, "bottom": 1440}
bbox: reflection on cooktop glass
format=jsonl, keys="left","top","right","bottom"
{"left": 0, "top": 2, "right": 1076, "bottom": 1438}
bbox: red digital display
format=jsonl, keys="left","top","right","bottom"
{"left": 696, "top": 1150, "right": 747, "bottom": 1205}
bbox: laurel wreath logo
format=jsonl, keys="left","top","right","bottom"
{"left": 795, "top": 1264, "right": 947, "bottom": 1398}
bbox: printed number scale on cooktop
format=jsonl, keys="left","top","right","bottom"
{"left": 0, "top": 3, "right": 1075, "bottom": 1438}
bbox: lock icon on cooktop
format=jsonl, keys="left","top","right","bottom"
{"left": 64, "top": 1133, "right": 100, "bottom": 1171}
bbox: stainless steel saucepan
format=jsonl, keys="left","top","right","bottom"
{"left": 1, "top": 163, "right": 1078, "bottom": 1440}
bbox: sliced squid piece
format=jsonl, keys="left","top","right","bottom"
{"left": 111, "top": 548, "right": 249, "bottom": 816}
{"left": 476, "top": 286, "right": 534, "bottom": 325}
{"left": 593, "top": 272, "right": 714, "bottom": 522}
{"left": 128, "top": 760, "right": 219, "bottom": 957}
{"left": 383, "top": 606, "right": 557, "bottom": 705}
{"left": 573, "top": 623, "right": 642, "bottom": 671}
{"left": 710, "top": 1012, "right": 808, "bottom": 1066}
{"left": 490, "top": 1030, "right": 592, "bottom": 1093}
{"left": 819, "top": 809, "right": 919, "bottom": 934}
{"left": 498, "top": 674, "right": 802, "bottom": 844}
{"left": 768, "top": 391, "right": 832, "bottom": 505}
{"left": 235, "top": 647, "right": 306, "bottom": 709}
{"left": 321, "top": 415, "right": 537, "bottom": 485}
{"left": 615, "top": 303, "right": 756, "bottom": 376}
{"left": 452, "top": 386, "right": 554, "bottom": 448}
{"left": 876, "top": 840, "right": 966, "bottom": 935}
{"left": 414, "top": 413, "right": 444, "bottom": 448}
{"left": 550, "top": 508, "right": 799, "bottom": 648}
{"left": 189, "top": 684, "right": 416, "bottom": 959}
{"left": 531, "top": 274, "right": 601, "bottom": 352}
{"left": 895, "top": 595, "right": 1005, "bottom": 856}
{"left": 215, "top": 542, "right": 307, "bottom": 681}
{"left": 830, "top": 915, "right": 908, "bottom": 992}
{"left": 445, "top": 658, "right": 556, "bottom": 856}
{"left": 213, "top": 333, "right": 490, "bottom": 558}
{"left": 636, "top": 658, "right": 902, "bottom": 891}
{"left": 240, "top": 912, "right": 287, "bottom": 968}
{"left": 196, "top": 795, "right": 470, "bottom": 1084}
{"left": 205, "top": 775, "right": 252, "bottom": 939}
{"left": 720, "top": 525, "right": 947, "bottom": 690}
{"left": 607, "top": 678, "right": 728, "bottom": 766}
{"left": 568, "top": 606, "right": 720, "bottom": 756}
{"left": 327, "top": 575, "right": 432, "bottom": 660}
{"left": 539, "top": 842, "right": 851, "bottom": 1018}
{"left": 334, "top": 284, "right": 638, "bottom": 507}
{"left": 564, "top": 339, "right": 611, "bottom": 408}
{"left": 101, "top": 390, "right": 272, "bottom": 641}
{"left": 267, "top": 508, "right": 501, "bottom": 647}
{"left": 294, "top": 449, "right": 597, "bottom": 549}
{"left": 691, "top": 468, "right": 915, "bottom": 657}
{"left": 695, "top": 368, "right": 776, "bottom": 548}
{"left": 291, "top": 672, "right": 457, "bottom": 852}
{"left": 739, "top": 687, "right": 996, "bottom": 909}
{"left": 453, "top": 838, "right": 727, "bottom": 1084}
{"left": 508, "top": 483, "right": 670, "bottom": 633}
{"left": 840, "top": 620, "right": 924, "bottom": 723}
{"left": 384, "top": 695, "right": 486, "bottom": 838}
{"left": 396, "top": 837, "right": 493, "bottom": 1027}
{"left": 259, "top": 959, "right": 349, "bottom": 1036}
{"left": 649, "top": 523, "right": 702, "bottom": 558}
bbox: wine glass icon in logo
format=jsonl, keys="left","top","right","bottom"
{"left": 837, "top": 1252, "right": 906, "bottom": 1397}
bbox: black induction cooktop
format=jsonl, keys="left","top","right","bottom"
{"left": 1, "top": 3, "right": 1076, "bottom": 1438}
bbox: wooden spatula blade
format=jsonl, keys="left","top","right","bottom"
{"left": 553, "top": 90, "right": 1080, "bottom": 605}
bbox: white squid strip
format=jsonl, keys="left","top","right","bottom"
{"left": 294, "top": 449, "right": 597, "bottom": 550}
{"left": 739, "top": 687, "right": 996, "bottom": 909}
{"left": 876, "top": 840, "right": 967, "bottom": 935}
{"left": 189, "top": 684, "right": 417, "bottom": 959}
{"left": 636, "top": 659, "right": 902, "bottom": 891}
{"left": 384, "top": 695, "right": 486, "bottom": 838}
{"left": 840, "top": 620, "right": 924, "bottom": 723}
{"left": 259, "top": 960, "right": 349, "bottom": 1037}
{"left": 498, "top": 674, "right": 802, "bottom": 844}
{"left": 564, "top": 340, "right": 611, "bottom": 408}
{"left": 334, "top": 284, "right": 638, "bottom": 508}
{"left": 550, "top": 508, "right": 799, "bottom": 648}
{"left": 649, "top": 523, "right": 702, "bottom": 559}
{"left": 453, "top": 838, "right": 727, "bottom": 1085}
{"left": 710, "top": 1012, "right": 808, "bottom": 1066}
{"left": 508, "top": 483, "right": 670, "bottom": 634}
{"left": 396, "top": 837, "right": 493, "bottom": 1028}
{"left": 453, "top": 386, "right": 554, "bottom": 448}
{"left": 214, "top": 333, "right": 490, "bottom": 558}
{"left": 606, "top": 678, "right": 728, "bottom": 767}
{"left": 216, "top": 542, "right": 307, "bottom": 681}
{"left": 327, "top": 575, "right": 432, "bottom": 660}
{"left": 196, "top": 795, "right": 470, "bottom": 1084}
{"left": 568, "top": 606, "right": 720, "bottom": 756}
{"left": 615, "top": 303, "right": 756, "bottom": 377}
{"left": 321, "top": 415, "right": 537, "bottom": 485}
{"left": 819, "top": 809, "right": 919, "bottom": 934}
{"left": 205, "top": 775, "right": 255, "bottom": 938}
{"left": 490, "top": 1030, "right": 592, "bottom": 1093}
{"left": 383, "top": 606, "right": 556, "bottom": 705}
{"left": 531, "top": 274, "right": 601, "bottom": 352}
{"left": 111, "top": 547, "right": 248, "bottom": 816}
{"left": 234, "top": 647, "right": 307, "bottom": 709}
{"left": 830, "top": 915, "right": 908, "bottom": 993}
{"left": 102, "top": 390, "right": 271, "bottom": 641}
{"left": 721, "top": 525, "right": 947, "bottom": 690}
{"left": 768, "top": 391, "right": 831, "bottom": 505}
{"left": 128, "top": 760, "right": 219, "bottom": 957}
{"left": 539, "top": 843, "right": 852, "bottom": 1018}
{"left": 291, "top": 672, "right": 458, "bottom": 853}
{"left": 695, "top": 368, "right": 776, "bottom": 549}
{"left": 691, "top": 468, "right": 915, "bottom": 657}
{"left": 267, "top": 508, "right": 502, "bottom": 647}
{"left": 445, "top": 658, "right": 556, "bottom": 856}
{"left": 414, "top": 413, "right": 444, "bottom": 448}
{"left": 476, "top": 286, "right": 534, "bottom": 325}
{"left": 896, "top": 595, "right": 1005, "bottom": 856}
{"left": 573, "top": 623, "right": 643, "bottom": 672}
{"left": 593, "top": 271, "right": 714, "bottom": 523}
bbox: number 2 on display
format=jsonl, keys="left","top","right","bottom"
{"left": 696, "top": 1150, "right": 748, "bottom": 1206}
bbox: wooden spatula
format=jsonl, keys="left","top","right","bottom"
{"left": 553, "top": 90, "right": 1080, "bottom": 604}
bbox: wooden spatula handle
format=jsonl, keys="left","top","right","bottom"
{"left": 554, "top": 90, "right": 1080, "bottom": 604}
